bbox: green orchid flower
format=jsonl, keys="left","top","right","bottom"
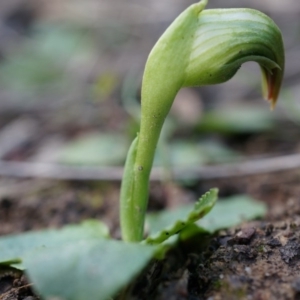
{"left": 120, "top": 0, "right": 284, "bottom": 242}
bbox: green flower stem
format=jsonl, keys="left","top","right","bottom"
{"left": 120, "top": 0, "right": 284, "bottom": 242}
{"left": 121, "top": 2, "right": 203, "bottom": 242}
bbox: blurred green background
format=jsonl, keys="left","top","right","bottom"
{"left": 0, "top": 0, "right": 298, "bottom": 173}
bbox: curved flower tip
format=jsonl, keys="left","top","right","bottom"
{"left": 184, "top": 8, "right": 285, "bottom": 109}
{"left": 261, "top": 67, "right": 283, "bottom": 110}
{"left": 143, "top": 2, "right": 285, "bottom": 114}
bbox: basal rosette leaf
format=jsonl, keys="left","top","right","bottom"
{"left": 24, "top": 239, "right": 157, "bottom": 300}
{"left": 0, "top": 220, "right": 109, "bottom": 269}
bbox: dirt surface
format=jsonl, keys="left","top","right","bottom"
{"left": 1, "top": 171, "right": 300, "bottom": 299}
{"left": 127, "top": 172, "right": 300, "bottom": 300}
{"left": 0, "top": 267, "right": 36, "bottom": 300}
{"left": 188, "top": 199, "right": 300, "bottom": 300}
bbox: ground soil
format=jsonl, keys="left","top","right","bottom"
{"left": 128, "top": 171, "right": 300, "bottom": 300}
{"left": 1, "top": 170, "right": 300, "bottom": 300}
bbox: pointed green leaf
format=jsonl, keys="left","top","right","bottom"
{"left": 144, "top": 188, "right": 218, "bottom": 245}
{"left": 146, "top": 194, "right": 267, "bottom": 244}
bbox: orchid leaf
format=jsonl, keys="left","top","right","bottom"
{"left": 144, "top": 188, "right": 218, "bottom": 245}
{"left": 24, "top": 239, "right": 157, "bottom": 300}
{"left": 0, "top": 220, "right": 109, "bottom": 269}
{"left": 146, "top": 194, "right": 267, "bottom": 245}
{"left": 198, "top": 194, "right": 267, "bottom": 233}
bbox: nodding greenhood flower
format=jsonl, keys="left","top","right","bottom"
{"left": 120, "top": 0, "right": 284, "bottom": 242}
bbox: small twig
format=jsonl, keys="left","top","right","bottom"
{"left": 0, "top": 283, "right": 34, "bottom": 300}
{"left": 0, "top": 153, "right": 299, "bottom": 181}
